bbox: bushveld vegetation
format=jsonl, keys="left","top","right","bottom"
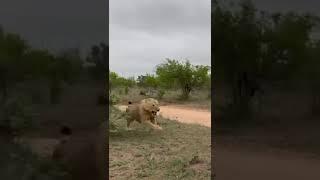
{"left": 213, "top": 0, "right": 320, "bottom": 123}
{"left": 0, "top": 25, "right": 107, "bottom": 179}
{"left": 0, "top": 25, "right": 107, "bottom": 130}
{"left": 213, "top": 0, "right": 320, "bottom": 158}
{"left": 109, "top": 59, "right": 211, "bottom": 104}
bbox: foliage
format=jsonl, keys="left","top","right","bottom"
{"left": 0, "top": 26, "right": 85, "bottom": 104}
{"left": 124, "top": 86, "right": 129, "bottom": 95}
{"left": 157, "top": 89, "right": 166, "bottom": 100}
{"left": 156, "top": 59, "right": 210, "bottom": 99}
{"left": 137, "top": 74, "right": 159, "bottom": 89}
{"left": 86, "top": 42, "right": 108, "bottom": 80}
{"left": 109, "top": 71, "right": 136, "bottom": 91}
{"left": 56, "top": 48, "right": 83, "bottom": 84}
{"left": 109, "top": 94, "right": 120, "bottom": 105}
{"left": 212, "top": 0, "right": 320, "bottom": 120}
{"left": 0, "top": 95, "right": 35, "bottom": 134}
{"left": 0, "top": 29, "right": 29, "bottom": 100}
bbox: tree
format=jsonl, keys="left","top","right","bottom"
{"left": 261, "top": 12, "right": 319, "bottom": 81}
{"left": 36, "top": 50, "right": 83, "bottom": 104}
{"left": 86, "top": 42, "right": 108, "bottom": 80}
{"left": 0, "top": 30, "right": 29, "bottom": 102}
{"left": 57, "top": 48, "right": 83, "bottom": 84}
{"left": 137, "top": 74, "right": 158, "bottom": 89}
{"left": 300, "top": 40, "right": 320, "bottom": 114}
{"left": 109, "top": 71, "right": 119, "bottom": 93}
{"left": 212, "top": 0, "right": 320, "bottom": 120}
{"left": 109, "top": 71, "right": 136, "bottom": 94}
{"left": 156, "top": 59, "right": 210, "bottom": 99}
{"left": 23, "top": 49, "right": 53, "bottom": 79}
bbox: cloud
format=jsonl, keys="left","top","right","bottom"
{"left": 109, "top": 0, "right": 211, "bottom": 77}
{"left": 0, "top": 0, "right": 108, "bottom": 53}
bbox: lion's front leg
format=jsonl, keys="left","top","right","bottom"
{"left": 150, "top": 116, "right": 156, "bottom": 124}
{"left": 141, "top": 115, "right": 162, "bottom": 130}
{"left": 151, "top": 116, "right": 159, "bottom": 126}
{"left": 145, "top": 121, "right": 162, "bottom": 130}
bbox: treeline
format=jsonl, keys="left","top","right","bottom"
{"left": 0, "top": 25, "right": 107, "bottom": 104}
{"left": 213, "top": 0, "right": 320, "bottom": 119}
{"left": 0, "top": 25, "right": 108, "bottom": 135}
{"left": 109, "top": 59, "right": 211, "bottom": 100}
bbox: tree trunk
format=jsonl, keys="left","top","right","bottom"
{"left": 182, "top": 84, "right": 192, "bottom": 99}
{"left": 49, "top": 78, "right": 62, "bottom": 104}
{"left": 231, "top": 72, "right": 253, "bottom": 120}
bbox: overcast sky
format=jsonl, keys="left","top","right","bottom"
{"left": 109, "top": 0, "right": 211, "bottom": 77}
{"left": 0, "top": 0, "right": 108, "bottom": 56}
{"left": 1, "top": 0, "right": 320, "bottom": 76}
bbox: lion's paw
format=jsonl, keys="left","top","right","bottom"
{"left": 126, "top": 127, "right": 133, "bottom": 131}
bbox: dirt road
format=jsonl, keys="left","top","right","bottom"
{"left": 115, "top": 104, "right": 211, "bottom": 127}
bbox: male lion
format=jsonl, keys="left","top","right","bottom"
{"left": 126, "top": 98, "right": 162, "bottom": 130}
{"left": 52, "top": 123, "right": 107, "bottom": 180}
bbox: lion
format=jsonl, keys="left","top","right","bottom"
{"left": 52, "top": 123, "right": 107, "bottom": 180}
{"left": 126, "top": 98, "right": 162, "bottom": 130}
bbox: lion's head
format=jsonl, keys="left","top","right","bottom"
{"left": 140, "top": 98, "right": 160, "bottom": 116}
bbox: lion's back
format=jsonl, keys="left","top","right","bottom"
{"left": 126, "top": 104, "right": 141, "bottom": 119}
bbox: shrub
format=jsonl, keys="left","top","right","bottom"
{"left": 157, "top": 89, "right": 165, "bottom": 100}
{"left": 118, "top": 89, "right": 123, "bottom": 95}
{"left": 139, "top": 90, "right": 146, "bottom": 96}
{"left": 156, "top": 59, "right": 210, "bottom": 99}
{"left": 0, "top": 95, "right": 36, "bottom": 135}
{"left": 124, "top": 86, "right": 129, "bottom": 95}
{"left": 109, "top": 94, "right": 120, "bottom": 105}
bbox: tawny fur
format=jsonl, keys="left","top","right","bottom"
{"left": 126, "top": 98, "right": 162, "bottom": 130}
{"left": 52, "top": 122, "right": 107, "bottom": 180}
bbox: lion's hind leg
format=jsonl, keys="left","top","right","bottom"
{"left": 126, "top": 117, "right": 135, "bottom": 131}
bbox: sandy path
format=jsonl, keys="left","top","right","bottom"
{"left": 115, "top": 105, "right": 211, "bottom": 127}
{"left": 216, "top": 147, "right": 320, "bottom": 180}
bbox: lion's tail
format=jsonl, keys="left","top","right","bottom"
{"left": 128, "top": 101, "right": 132, "bottom": 104}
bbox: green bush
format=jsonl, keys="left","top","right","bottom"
{"left": 157, "top": 89, "right": 165, "bottom": 100}
{"left": 0, "top": 95, "right": 36, "bottom": 134}
{"left": 156, "top": 59, "right": 210, "bottom": 99}
{"left": 109, "top": 94, "right": 120, "bottom": 105}
{"left": 124, "top": 86, "right": 129, "bottom": 95}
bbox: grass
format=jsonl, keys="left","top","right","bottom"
{"left": 0, "top": 140, "right": 70, "bottom": 180}
{"left": 109, "top": 107, "right": 211, "bottom": 180}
